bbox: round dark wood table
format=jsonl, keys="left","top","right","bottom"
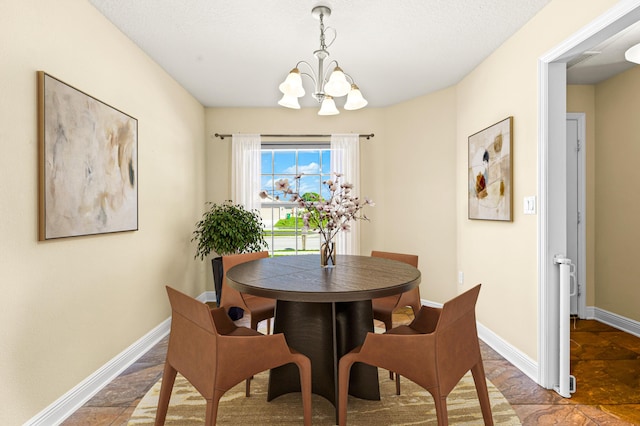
{"left": 226, "top": 254, "right": 421, "bottom": 422}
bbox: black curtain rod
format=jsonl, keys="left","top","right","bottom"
{"left": 214, "top": 133, "right": 374, "bottom": 140}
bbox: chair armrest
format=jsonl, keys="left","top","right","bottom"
{"left": 216, "top": 333, "right": 299, "bottom": 384}
{"left": 210, "top": 307, "right": 238, "bottom": 335}
{"left": 353, "top": 332, "right": 437, "bottom": 377}
{"left": 409, "top": 305, "right": 441, "bottom": 334}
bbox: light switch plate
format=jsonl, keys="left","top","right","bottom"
{"left": 524, "top": 196, "right": 537, "bottom": 215}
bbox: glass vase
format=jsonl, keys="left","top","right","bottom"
{"left": 320, "top": 239, "right": 336, "bottom": 268}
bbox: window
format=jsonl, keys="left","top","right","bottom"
{"left": 260, "top": 144, "right": 331, "bottom": 256}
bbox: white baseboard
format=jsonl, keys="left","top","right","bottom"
{"left": 593, "top": 307, "right": 640, "bottom": 338}
{"left": 28, "top": 292, "right": 546, "bottom": 425}
{"left": 202, "top": 290, "right": 217, "bottom": 304}
{"left": 24, "top": 305, "right": 191, "bottom": 425}
{"left": 476, "top": 322, "right": 539, "bottom": 382}
{"left": 26, "top": 318, "right": 171, "bottom": 425}
{"left": 26, "top": 290, "right": 219, "bottom": 425}
{"left": 422, "top": 298, "right": 539, "bottom": 383}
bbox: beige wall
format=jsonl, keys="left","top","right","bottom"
{"left": 0, "top": 1, "right": 206, "bottom": 424}
{"left": 456, "top": 0, "right": 618, "bottom": 359}
{"left": 206, "top": 87, "right": 458, "bottom": 303}
{"left": 382, "top": 88, "right": 458, "bottom": 303}
{"left": 593, "top": 66, "right": 640, "bottom": 322}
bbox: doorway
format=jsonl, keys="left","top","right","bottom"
{"left": 538, "top": 1, "right": 640, "bottom": 391}
{"left": 566, "top": 113, "right": 586, "bottom": 319}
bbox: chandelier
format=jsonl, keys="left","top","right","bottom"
{"left": 277, "top": 5, "right": 368, "bottom": 115}
{"left": 625, "top": 43, "right": 640, "bottom": 63}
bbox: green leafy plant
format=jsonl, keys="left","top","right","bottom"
{"left": 192, "top": 201, "right": 267, "bottom": 259}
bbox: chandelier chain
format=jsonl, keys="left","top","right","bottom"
{"left": 319, "top": 11, "right": 326, "bottom": 50}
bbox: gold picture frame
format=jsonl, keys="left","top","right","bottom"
{"left": 37, "top": 71, "right": 138, "bottom": 240}
{"left": 468, "top": 116, "right": 513, "bottom": 221}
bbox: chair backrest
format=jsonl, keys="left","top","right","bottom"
{"left": 371, "top": 250, "right": 421, "bottom": 311}
{"left": 434, "top": 284, "right": 482, "bottom": 393}
{"left": 371, "top": 250, "right": 419, "bottom": 267}
{"left": 165, "top": 286, "right": 218, "bottom": 398}
{"left": 221, "top": 251, "right": 269, "bottom": 310}
{"left": 167, "top": 285, "right": 215, "bottom": 332}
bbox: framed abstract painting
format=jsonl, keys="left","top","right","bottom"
{"left": 468, "top": 116, "right": 513, "bottom": 221}
{"left": 37, "top": 71, "right": 138, "bottom": 240}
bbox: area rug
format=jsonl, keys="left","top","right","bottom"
{"left": 128, "top": 369, "right": 521, "bottom": 425}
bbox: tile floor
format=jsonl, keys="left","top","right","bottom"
{"left": 62, "top": 310, "right": 640, "bottom": 425}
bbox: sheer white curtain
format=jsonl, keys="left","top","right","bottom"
{"left": 330, "top": 133, "right": 360, "bottom": 255}
{"left": 231, "top": 134, "right": 261, "bottom": 212}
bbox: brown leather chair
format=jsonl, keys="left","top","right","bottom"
{"left": 338, "top": 284, "right": 493, "bottom": 426}
{"left": 371, "top": 250, "right": 421, "bottom": 332}
{"left": 221, "top": 251, "right": 275, "bottom": 331}
{"left": 371, "top": 250, "right": 420, "bottom": 387}
{"left": 156, "top": 286, "right": 312, "bottom": 426}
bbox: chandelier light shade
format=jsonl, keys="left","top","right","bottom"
{"left": 625, "top": 43, "right": 640, "bottom": 64}
{"left": 324, "top": 67, "right": 351, "bottom": 97}
{"left": 278, "top": 93, "right": 301, "bottom": 109}
{"left": 278, "top": 68, "right": 305, "bottom": 97}
{"left": 318, "top": 96, "right": 339, "bottom": 115}
{"left": 344, "top": 84, "right": 368, "bottom": 110}
{"left": 277, "top": 5, "right": 368, "bottom": 115}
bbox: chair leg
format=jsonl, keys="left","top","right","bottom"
{"left": 432, "top": 392, "right": 449, "bottom": 426}
{"left": 395, "top": 373, "right": 401, "bottom": 395}
{"left": 471, "top": 361, "right": 494, "bottom": 425}
{"left": 204, "top": 400, "right": 214, "bottom": 426}
{"left": 338, "top": 354, "right": 356, "bottom": 426}
{"left": 295, "top": 355, "right": 313, "bottom": 426}
{"left": 245, "top": 378, "right": 251, "bottom": 397}
{"left": 251, "top": 317, "right": 272, "bottom": 334}
{"left": 384, "top": 318, "right": 393, "bottom": 332}
{"left": 154, "top": 363, "right": 177, "bottom": 425}
{"left": 383, "top": 318, "right": 395, "bottom": 381}
{"left": 410, "top": 302, "right": 421, "bottom": 318}
{"left": 204, "top": 390, "right": 224, "bottom": 426}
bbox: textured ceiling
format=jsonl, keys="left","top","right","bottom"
{"left": 87, "top": 0, "right": 637, "bottom": 109}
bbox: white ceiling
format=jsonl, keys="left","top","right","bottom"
{"left": 566, "top": 19, "right": 640, "bottom": 84}
{"left": 87, "top": 0, "right": 640, "bottom": 109}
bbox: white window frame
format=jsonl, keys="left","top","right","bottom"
{"left": 260, "top": 142, "right": 331, "bottom": 256}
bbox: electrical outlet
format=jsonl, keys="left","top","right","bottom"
{"left": 458, "top": 271, "right": 464, "bottom": 285}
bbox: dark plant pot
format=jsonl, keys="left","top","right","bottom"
{"left": 211, "top": 257, "right": 244, "bottom": 320}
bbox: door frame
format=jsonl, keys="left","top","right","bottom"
{"left": 538, "top": 0, "right": 640, "bottom": 390}
{"left": 566, "top": 112, "right": 586, "bottom": 319}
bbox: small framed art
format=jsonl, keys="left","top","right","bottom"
{"left": 468, "top": 116, "right": 513, "bottom": 221}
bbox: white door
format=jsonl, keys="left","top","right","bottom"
{"left": 566, "top": 113, "right": 586, "bottom": 319}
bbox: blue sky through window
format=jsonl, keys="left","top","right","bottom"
{"left": 261, "top": 148, "right": 332, "bottom": 201}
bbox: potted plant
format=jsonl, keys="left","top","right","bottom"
{"left": 192, "top": 201, "right": 267, "bottom": 317}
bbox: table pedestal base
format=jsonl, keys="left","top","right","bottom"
{"left": 267, "top": 300, "right": 380, "bottom": 420}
